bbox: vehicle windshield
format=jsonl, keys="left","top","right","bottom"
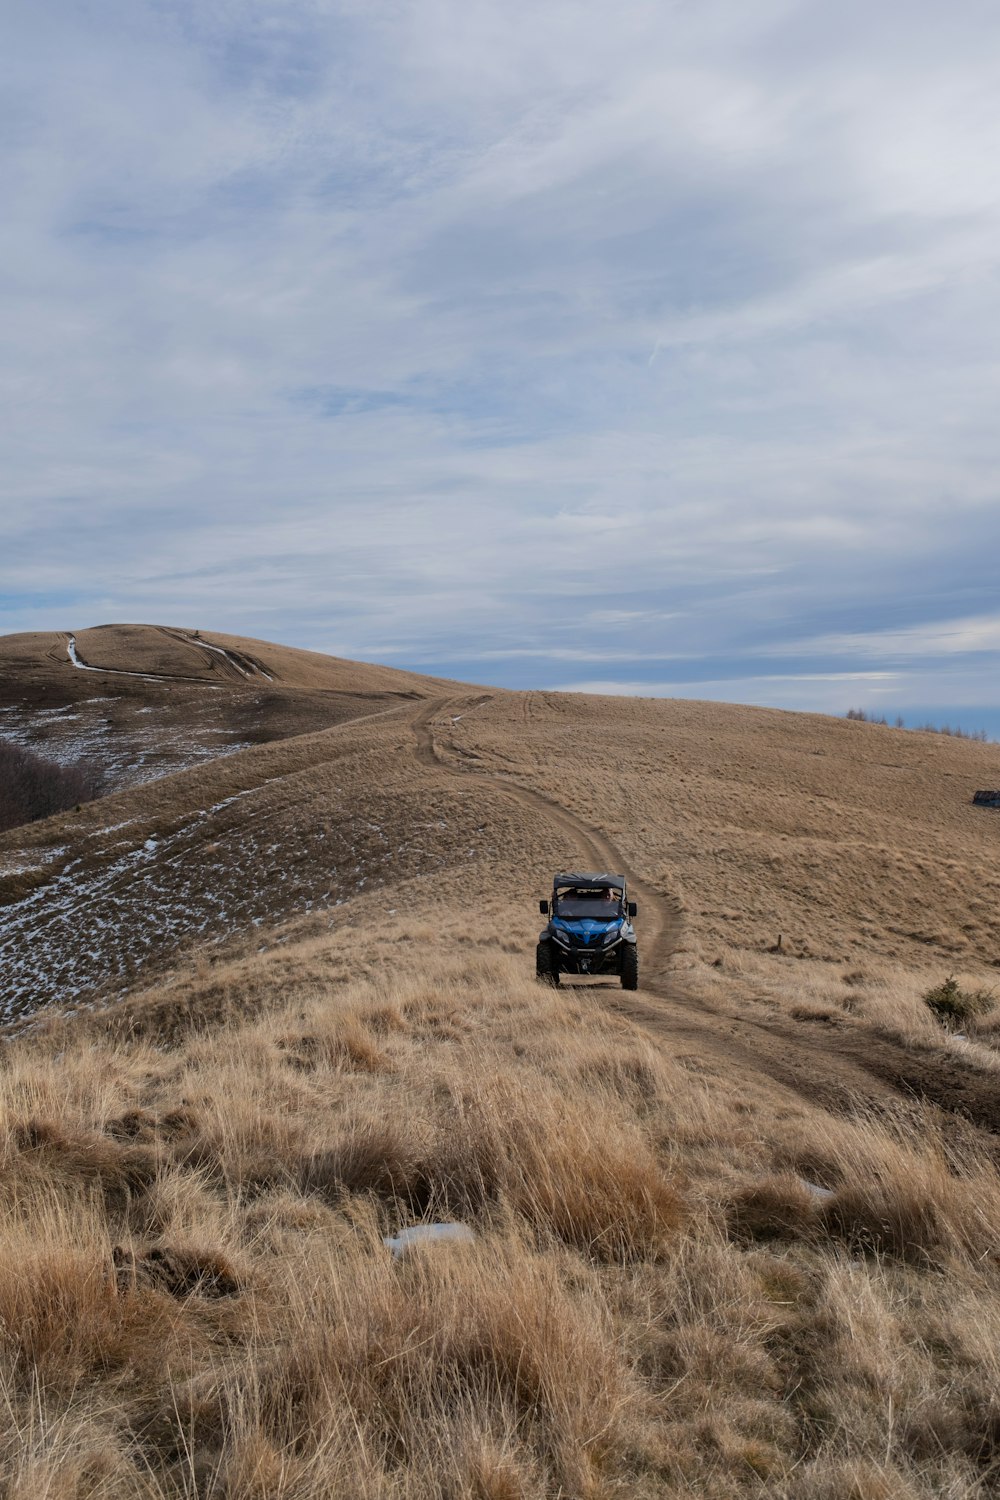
{"left": 554, "top": 888, "right": 623, "bottom": 919}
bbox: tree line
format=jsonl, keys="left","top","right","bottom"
{"left": 0, "top": 739, "right": 103, "bottom": 833}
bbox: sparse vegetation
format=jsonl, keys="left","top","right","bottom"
{"left": 0, "top": 935, "right": 997, "bottom": 1496}
{"left": 0, "top": 739, "right": 103, "bottom": 832}
{"left": 846, "top": 707, "right": 990, "bottom": 740}
{"left": 923, "top": 974, "right": 995, "bottom": 1029}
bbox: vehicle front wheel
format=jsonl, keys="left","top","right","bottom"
{"left": 620, "top": 944, "right": 638, "bottom": 991}
{"left": 536, "top": 941, "right": 560, "bottom": 987}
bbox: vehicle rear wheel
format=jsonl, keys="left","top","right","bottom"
{"left": 536, "top": 941, "right": 560, "bottom": 987}
{"left": 620, "top": 943, "right": 638, "bottom": 990}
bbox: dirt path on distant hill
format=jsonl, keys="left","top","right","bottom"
{"left": 412, "top": 698, "right": 1000, "bottom": 1146}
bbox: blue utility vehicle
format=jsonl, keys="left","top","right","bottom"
{"left": 536, "top": 871, "right": 638, "bottom": 989}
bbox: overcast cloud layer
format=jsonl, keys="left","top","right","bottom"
{"left": 4, "top": 1, "right": 1000, "bottom": 728}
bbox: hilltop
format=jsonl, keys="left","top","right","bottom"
{"left": 1, "top": 626, "right": 1000, "bottom": 1495}
{"left": 0, "top": 623, "right": 457, "bottom": 697}
{"left": 0, "top": 623, "right": 461, "bottom": 793}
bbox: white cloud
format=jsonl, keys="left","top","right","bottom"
{"left": 552, "top": 672, "right": 902, "bottom": 712}
{"left": 2, "top": 2, "right": 1000, "bottom": 717}
{"left": 791, "top": 614, "right": 1000, "bottom": 661}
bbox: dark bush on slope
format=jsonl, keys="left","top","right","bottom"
{"left": 0, "top": 739, "right": 103, "bottom": 832}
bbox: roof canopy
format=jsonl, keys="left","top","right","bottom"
{"left": 553, "top": 872, "right": 626, "bottom": 889}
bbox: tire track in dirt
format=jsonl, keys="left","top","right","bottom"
{"left": 413, "top": 699, "right": 678, "bottom": 965}
{"left": 412, "top": 698, "right": 1000, "bottom": 1141}
{"left": 156, "top": 627, "right": 248, "bottom": 684}
{"left": 66, "top": 633, "right": 211, "bottom": 686}
{"left": 157, "top": 627, "right": 275, "bottom": 684}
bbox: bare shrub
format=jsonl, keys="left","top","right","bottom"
{"left": 0, "top": 738, "right": 103, "bottom": 831}
{"left": 844, "top": 709, "right": 990, "bottom": 741}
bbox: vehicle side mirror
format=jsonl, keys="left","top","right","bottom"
{"left": 539, "top": 900, "right": 549, "bottom": 915}
{"left": 627, "top": 901, "right": 637, "bottom": 918}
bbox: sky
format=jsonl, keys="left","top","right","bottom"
{"left": 4, "top": 0, "right": 1000, "bottom": 730}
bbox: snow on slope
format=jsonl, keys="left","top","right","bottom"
{"left": 0, "top": 779, "right": 481, "bottom": 1021}
{"left": 0, "top": 700, "right": 254, "bottom": 791}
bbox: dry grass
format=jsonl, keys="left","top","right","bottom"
{"left": 0, "top": 626, "right": 463, "bottom": 826}
{"left": 0, "top": 919, "right": 997, "bottom": 1497}
{"left": 4, "top": 636, "right": 1000, "bottom": 1492}
{"left": 453, "top": 690, "right": 1000, "bottom": 980}
{"left": 0, "top": 624, "right": 458, "bottom": 697}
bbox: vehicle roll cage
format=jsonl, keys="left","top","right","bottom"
{"left": 538, "top": 871, "right": 637, "bottom": 920}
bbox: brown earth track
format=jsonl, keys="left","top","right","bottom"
{"left": 412, "top": 697, "right": 1000, "bottom": 1146}
{"left": 413, "top": 697, "right": 677, "bottom": 970}
{"left": 69, "top": 630, "right": 216, "bottom": 686}
{"left": 156, "top": 626, "right": 275, "bottom": 684}
{"left": 155, "top": 626, "right": 248, "bottom": 684}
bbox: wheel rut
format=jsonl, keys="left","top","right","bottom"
{"left": 413, "top": 698, "right": 678, "bottom": 974}
{"left": 411, "top": 698, "right": 1000, "bottom": 1143}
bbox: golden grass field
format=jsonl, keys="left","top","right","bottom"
{"left": 2, "top": 625, "right": 1000, "bottom": 1497}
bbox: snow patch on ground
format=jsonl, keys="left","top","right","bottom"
{"left": 190, "top": 636, "right": 274, "bottom": 682}
{"left": 0, "top": 784, "right": 448, "bottom": 1021}
{"left": 0, "top": 700, "right": 254, "bottom": 793}
{"left": 67, "top": 635, "right": 219, "bottom": 687}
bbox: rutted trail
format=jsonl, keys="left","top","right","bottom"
{"left": 411, "top": 698, "right": 1000, "bottom": 1141}
{"left": 413, "top": 697, "right": 679, "bottom": 976}
{"left": 66, "top": 630, "right": 273, "bottom": 686}
{"left": 67, "top": 634, "right": 209, "bottom": 685}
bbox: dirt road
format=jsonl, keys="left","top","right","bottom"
{"left": 412, "top": 697, "right": 1000, "bottom": 1146}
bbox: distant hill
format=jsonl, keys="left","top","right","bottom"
{"left": 0, "top": 622, "right": 460, "bottom": 699}
{"left": 0, "top": 623, "right": 465, "bottom": 795}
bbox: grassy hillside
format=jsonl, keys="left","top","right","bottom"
{"left": 0, "top": 625, "right": 461, "bottom": 797}
{"left": 2, "top": 628, "right": 1000, "bottom": 1495}
{"left": 0, "top": 625, "right": 457, "bottom": 697}
{"left": 3, "top": 892, "right": 999, "bottom": 1497}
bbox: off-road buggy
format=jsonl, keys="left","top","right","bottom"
{"left": 536, "top": 872, "right": 639, "bottom": 990}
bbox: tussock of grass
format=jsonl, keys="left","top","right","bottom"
{"left": 0, "top": 1215, "right": 193, "bottom": 1394}
{"left": 299, "top": 1117, "right": 431, "bottom": 1205}
{"left": 236, "top": 1243, "right": 626, "bottom": 1497}
{"left": 768, "top": 1112, "right": 1000, "bottom": 1265}
{"left": 8, "top": 1117, "right": 160, "bottom": 1211}
{"left": 279, "top": 1022, "right": 391, "bottom": 1072}
{"left": 473, "top": 1079, "right": 684, "bottom": 1260}
{"left": 819, "top": 1156, "right": 997, "bottom": 1266}
{"left": 726, "top": 1173, "right": 819, "bottom": 1245}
